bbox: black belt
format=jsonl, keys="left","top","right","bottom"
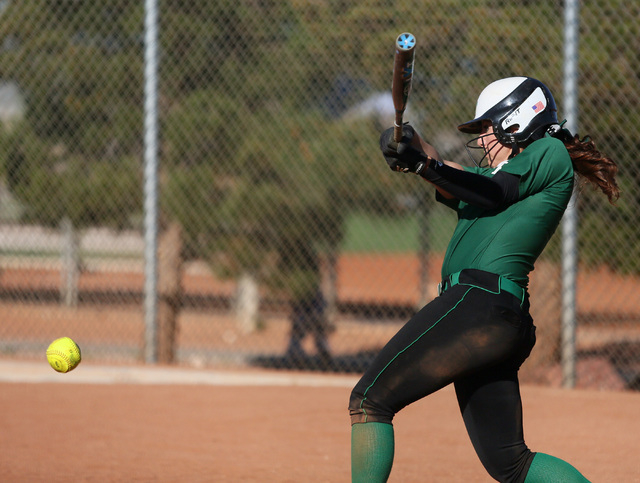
{"left": 438, "top": 269, "right": 526, "bottom": 304}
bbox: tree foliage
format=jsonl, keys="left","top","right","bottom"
{"left": 1, "top": 0, "right": 638, "bottom": 284}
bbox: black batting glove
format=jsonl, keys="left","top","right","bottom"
{"left": 379, "top": 125, "right": 432, "bottom": 174}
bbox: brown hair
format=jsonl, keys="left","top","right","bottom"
{"left": 564, "top": 135, "right": 620, "bottom": 205}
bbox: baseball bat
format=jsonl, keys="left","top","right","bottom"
{"left": 391, "top": 32, "right": 416, "bottom": 142}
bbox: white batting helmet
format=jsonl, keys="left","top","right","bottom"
{"left": 458, "top": 77, "right": 559, "bottom": 146}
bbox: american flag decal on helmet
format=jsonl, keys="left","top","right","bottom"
{"left": 532, "top": 101, "right": 544, "bottom": 112}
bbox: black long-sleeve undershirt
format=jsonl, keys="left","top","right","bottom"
{"left": 418, "top": 160, "right": 521, "bottom": 210}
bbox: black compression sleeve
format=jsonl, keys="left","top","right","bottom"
{"left": 418, "top": 159, "right": 520, "bottom": 209}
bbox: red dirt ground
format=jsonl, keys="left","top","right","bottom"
{"left": 1, "top": 368, "right": 639, "bottom": 482}
{"left": 2, "top": 255, "right": 640, "bottom": 481}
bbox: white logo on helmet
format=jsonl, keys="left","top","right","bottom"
{"left": 501, "top": 87, "right": 547, "bottom": 133}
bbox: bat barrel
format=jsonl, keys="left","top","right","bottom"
{"left": 392, "top": 32, "right": 416, "bottom": 142}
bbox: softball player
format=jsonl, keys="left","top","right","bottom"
{"left": 349, "top": 77, "right": 620, "bottom": 483}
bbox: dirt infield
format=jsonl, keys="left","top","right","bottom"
{"left": 1, "top": 363, "right": 639, "bottom": 482}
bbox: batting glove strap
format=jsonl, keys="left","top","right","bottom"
{"left": 414, "top": 156, "right": 438, "bottom": 176}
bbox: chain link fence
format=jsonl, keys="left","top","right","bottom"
{"left": 1, "top": 1, "right": 639, "bottom": 390}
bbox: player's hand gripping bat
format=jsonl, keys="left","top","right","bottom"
{"left": 391, "top": 32, "right": 416, "bottom": 142}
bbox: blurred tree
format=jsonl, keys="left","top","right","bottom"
{"left": 0, "top": 0, "right": 143, "bottom": 229}
{"left": 159, "top": 2, "right": 418, "bottom": 303}
{"left": 0, "top": 0, "right": 637, "bottom": 294}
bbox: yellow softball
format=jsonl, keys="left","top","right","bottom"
{"left": 46, "top": 337, "right": 82, "bottom": 373}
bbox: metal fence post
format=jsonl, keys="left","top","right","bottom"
{"left": 561, "top": 0, "right": 580, "bottom": 388}
{"left": 143, "top": 0, "right": 160, "bottom": 364}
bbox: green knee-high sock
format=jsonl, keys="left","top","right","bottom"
{"left": 524, "top": 453, "right": 590, "bottom": 482}
{"left": 351, "top": 422, "right": 394, "bottom": 483}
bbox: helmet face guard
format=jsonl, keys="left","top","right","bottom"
{"left": 458, "top": 77, "right": 559, "bottom": 154}
{"left": 463, "top": 132, "right": 502, "bottom": 168}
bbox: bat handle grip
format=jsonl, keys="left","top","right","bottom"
{"left": 393, "top": 116, "right": 404, "bottom": 142}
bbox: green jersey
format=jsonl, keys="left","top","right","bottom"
{"left": 440, "top": 136, "right": 574, "bottom": 288}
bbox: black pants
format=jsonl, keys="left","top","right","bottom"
{"left": 289, "top": 289, "right": 328, "bottom": 342}
{"left": 349, "top": 269, "right": 537, "bottom": 483}
{"left": 286, "top": 289, "right": 330, "bottom": 357}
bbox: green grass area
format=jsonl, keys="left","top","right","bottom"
{"left": 341, "top": 209, "right": 456, "bottom": 253}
